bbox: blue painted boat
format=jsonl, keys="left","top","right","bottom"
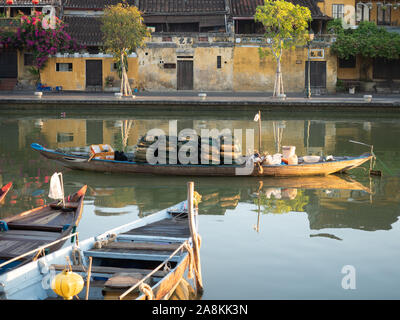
{"left": 0, "top": 200, "right": 199, "bottom": 300}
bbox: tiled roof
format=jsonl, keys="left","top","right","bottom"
{"left": 63, "top": 16, "right": 103, "bottom": 46}
{"left": 63, "top": 0, "right": 227, "bottom": 13}
{"left": 230, "top": 0, "right": 325, "bottom": 18}
{"left": 63, "top": 0, "right": 136, "bottom": 9}
{"left": 140, "top": 0, "right": 227, "bottom": 14}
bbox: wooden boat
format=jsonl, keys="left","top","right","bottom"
{"left": 31, "top": 143, "right": 373, "bottom": 177}
{"left": 0, "top": 182, "right": 12, "bottom": 203}
{"left": 0, "top": 185, "right": 87, "bottom": 275}
{"left": 0, "top": 200, "right": 200, "bottom": 300}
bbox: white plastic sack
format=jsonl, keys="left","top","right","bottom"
{"left": 48, "top": 172, "right": 64, "bottom": 200}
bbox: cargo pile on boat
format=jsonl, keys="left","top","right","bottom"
{"left": 133, "top": 134, "right": 242, "bottom": 165}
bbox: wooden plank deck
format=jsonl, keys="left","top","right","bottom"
{"left": 0, "top": 230, "right": 59, "bottom": 259}
{"left": 122, "top": 217, "right": 191, "bottom": 238}
{"left": 84, "top": 217, "right": 190, "bottom": 262}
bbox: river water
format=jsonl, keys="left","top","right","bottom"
{"left": 0, "top": 107, "right": 399, "bottom": 299}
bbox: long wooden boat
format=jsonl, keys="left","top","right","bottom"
{"left": 0, "top": 200, "right": 198, "bottom": 300}
{"left": 0, "top": 185, "right": 87, "bottom": 275}
{"left": 0, "top": 182, "right": 12, "bottom": 203}
{"left": 31, "top": 143, "right": 373, "bottom": 177}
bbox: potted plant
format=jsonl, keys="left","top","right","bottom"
{"left": 105, "top": 76, "right": 114, "bottom": 87}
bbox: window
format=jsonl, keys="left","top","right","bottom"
{"left": 57, "top": 132, "right": 74, "bottom": 143}
{"left": 377, "top": 6, "right": 391, "bottom": 25}
{"left": 24, "top": 53, "right": 34, "bottom": 66}
{"left": 56, "top": 63, "right": 73, "bottom": 72}
{"left": 356, "top": 3, "right": 370, "bottom": 22}
{"left": 339, "top": 56, "right": 356, "bottom": 68}
{"left": 332, "top": 4, "right": 344, "bottom": 19}
{"left": 217, "top": 56, "right": 222, "bottom": 69}
{"left": 164, "top": 63, "right": 176, "bottom": 69}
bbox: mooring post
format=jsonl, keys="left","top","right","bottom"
{"left": 85, "top": 257, "right": 93, "bottom": 300}
{"left": 187, "top": 181, "right": 203, "bottom": 294}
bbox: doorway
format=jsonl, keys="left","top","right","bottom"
{"left": 177, "top": 60, "right": 193, "bottom": 90}
{"left": 86, "top": 60, "right": 103, "bottom": 89}
{"left": 305, "top": 61, "right": 327, "bottom": 90}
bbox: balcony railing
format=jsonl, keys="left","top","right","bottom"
{"left": 0, "top": 17, "right": 19, "bottom": 27}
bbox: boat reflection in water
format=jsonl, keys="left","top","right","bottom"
{"left": 63, "top": 172, "right": 399, "bottom": 236}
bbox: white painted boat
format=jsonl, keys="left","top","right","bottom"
{"left": 0, "top": 200, "right": 199, "bottom": 300}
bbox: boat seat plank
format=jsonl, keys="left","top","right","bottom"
{"left": 0, "top": 229, "right": 60, "bottom": 241}
{"left": 14, "top": 210, "right": 74, "bottom": 227}
{"left": 84, "top": 250, "right": 181, "bottom": 262}
{"left": 49, "top": 202, "right": 79, "bottom": 210}
{"left": 103, "top": 241, "right": 182, "bottom": 252}
{"left": 51, "top": 264, "right": 169, "bottom": 278}
{"left": 6, "top": 223, "right": 63, "bottom": 233}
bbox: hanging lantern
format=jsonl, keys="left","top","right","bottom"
{"left": 6, "top": 0, "right": 14, "bottom": 5}
{"left": 32, "top": 0, "right": 39, "bottom": 5}
{"left": 51, "top": 269, "right": 84, "bottom": 300}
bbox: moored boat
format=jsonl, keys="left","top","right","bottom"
{"left": 0, "top": 185, "right": 87, "bottom": 275}
{"left": 31, "top": 143, "right": 373, "bottom": 177}
{"left": 0, "top": 182, "right": 12, "bottom": 203}
{"left": 0, "top": 191, "right": 201, "bottom": 300}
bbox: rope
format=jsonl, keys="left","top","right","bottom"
{"left": 375, "top": 156, "right": 395, "bottom": 176}
{"left": 184, "top": 242, "right": 194, "bottom": 280}
{"left": 139, "top": 283, "right": 154, "bottom": 300}
{"left": 196, "top": 234, "right": 202, "bottom": 249}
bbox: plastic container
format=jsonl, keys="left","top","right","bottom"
{"left": 282, "top": 146, "right": 296, "bottom": 159}
{"left": 303, "top": 155, "right": 320, "bottom": 163}
{"left": 287, "top": 154, "right": 298, "bottom": 165}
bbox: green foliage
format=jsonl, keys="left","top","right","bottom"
{"left": 254, "top": 189, "right": 309, "bottom": 214}
{"left": 27, "top": 66, "right": 40, "bottom": 84}
{"left": 254, "top": 0, "right": 312, "bottom": 60}
{"left": 330, "top": 21, "right": 400, "bottom": 60}
{"left": 101, "top": 2, "right": 149, "bottom": 57}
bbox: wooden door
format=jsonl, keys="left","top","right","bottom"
{"left": 0, "top": 49, "right": 17, "bottom": 78}
{"left": 305, "top": 61, "right": 326, "bottom": 89}
{"left": 177, "top": 60, "right": 193, "bottom": 90}
{"left": 86, "top": 60, "right": 103, "bottom": 87}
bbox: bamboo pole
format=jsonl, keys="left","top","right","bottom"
{"left": 0, "top": 232, "right": 79, "bottom": 269}
{"left": 187, "top": 182, "right": 203, "bottom": 295}
{"left": 85, "top": 257, "right": 93, "bottom": 300}
{"left": 258, "top": 110, "right": 262, "bottom": 155}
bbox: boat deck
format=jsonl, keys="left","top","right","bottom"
{"left": 122, "top": 216, "right": 191, "bottom": 238}
{"left": 84, "top": 216, "right": 190, "bottom": 263}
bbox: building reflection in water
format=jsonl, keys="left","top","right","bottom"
{"left": 1, "top": 117, "right": 400, "bottom": 235}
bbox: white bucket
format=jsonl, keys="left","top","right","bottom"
{"left": 282, "top": 146, "right": 296, "bottom": 159}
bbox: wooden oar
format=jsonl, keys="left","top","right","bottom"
{"left": 87, "top": 153, "right": 95, "bottom": 162}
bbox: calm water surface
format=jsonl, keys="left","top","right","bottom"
{"left": 0, "top": 107, "right": 399, "bottom": 299}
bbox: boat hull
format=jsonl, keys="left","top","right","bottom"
{"left": 0, "top": 201, "right": 195, "bottom": 300}
{"left": 0, "top": 185, "right": 87, "bottom": 274}
{"left": 32, "top": 143, "right": 373, "bottom": 177}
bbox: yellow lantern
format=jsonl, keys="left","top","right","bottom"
{"left": 51, "top": 269, "right": 84, "bottom": 300}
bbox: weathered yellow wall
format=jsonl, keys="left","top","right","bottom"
{"left": 137, "top": 48, "right": 178, "bottom": 91}
{"left": 194, "top": 47, "right": 234, "bottom": 91}
{"left": 337, "top": 56, "right": 359, "bottom": 80}
{"left": 40, "top": 56, "right": 138, "bottom": 90}
{"left": 233, "top": 46, "right": 337, "bottom": 93}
